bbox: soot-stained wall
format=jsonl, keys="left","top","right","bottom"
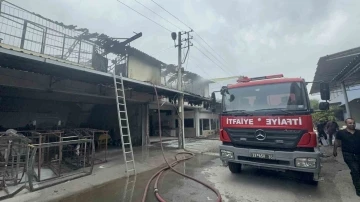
{"left": 0, "top": 97, "right": 90, "bottom": 129}
{"left": 85, "top": 101, "right": 143, "bottom": 146}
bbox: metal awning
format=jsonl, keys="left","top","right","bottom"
{"left": 310, "top": 46, "right": 360, "bottom": 118}
{"left": 310, "top": 46, "right": 360, "bottom": 94}
{"left": 0, "top": 45, "right": 210, "bottom": 103}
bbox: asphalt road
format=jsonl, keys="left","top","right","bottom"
{"left": 55, "top": 146, "right": 360, "bottom": 202}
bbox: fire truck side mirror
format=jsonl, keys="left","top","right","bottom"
{"left": 319, "top": 102, "right": 330, "bottom": 111}
{"left": 320, "top": 83, "right": 330, "bottom": 100}
{"left": 220, "top": 86, "right": 228, "bottom": 96}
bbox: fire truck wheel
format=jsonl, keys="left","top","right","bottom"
{"left": 228, "top": 162, "right": 242, "bottom": 173}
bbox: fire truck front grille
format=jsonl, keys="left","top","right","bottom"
{"left": 225, "top": 128, "right": 306, "bottom": 150}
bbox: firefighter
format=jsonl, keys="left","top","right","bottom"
{"left": 333, "top": 118, "right": 360, "bottom": 197}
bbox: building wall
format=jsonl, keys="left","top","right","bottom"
{"left": 127, "top": 56, "right": 161, "bottom": 85}
{"left": 0, "top": 97, "right": 90, "bottom": 129}
{"left": 174, "top": 108, "right": 219, "bottom": 137}
{"left": 0, "top": 66, "right": 152, "bottom": 146}
{"left": 198, "top": 110, "right": 219, "bottom": 137}
{"left": 343, "top": 100, "right": 360, "bottom": 129}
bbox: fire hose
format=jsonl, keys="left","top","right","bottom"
{"left": 141, "top": 85, "right": 222, "bottom": 202}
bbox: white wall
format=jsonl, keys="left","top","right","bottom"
{"left": 343, "top": 100, "right": 360, "bottom": 129}
{"left": 128, "top": 56, "right": 161, "bottom": 85}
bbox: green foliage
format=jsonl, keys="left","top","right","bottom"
{"left": 310, "top": 99, "right": 342, "bottom": 123}
{"left": 312, "top": 110, "right": 336, "bottom": 123}
{"left": 310, "top": 99, "right": 319, "bottom": 110}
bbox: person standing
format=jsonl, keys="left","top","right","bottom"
{"left": 317, "top": 120, "right": 328, "bottom": 145}
{"left": 325, "top": 120, "right": 339, "bottom": 145}
{"left": 333, "top": 118, "right": 360, "bottom": 197}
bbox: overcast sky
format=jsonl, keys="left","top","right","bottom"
{"left": 10, "top": 0, "right": 360, "bottom": 98}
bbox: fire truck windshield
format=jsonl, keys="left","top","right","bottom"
{"left": 223, "top": 82, "right": 308, "bottom": 113}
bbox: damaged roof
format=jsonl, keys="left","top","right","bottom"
{"left": 162, "top": 64, "right": 214, "bottom": 84}
{"left": 310, "top": 46, "right": 360, "bottom": 94}
{"left": 0, "top": 45, "right": 210, "bottom": 102}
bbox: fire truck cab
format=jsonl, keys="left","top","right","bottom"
{"left": 211, "top": 74, "right": 330, "bottom": 185}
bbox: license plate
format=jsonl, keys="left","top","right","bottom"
{"left": 251, "top": 153, "right": 274, "bottom": 159}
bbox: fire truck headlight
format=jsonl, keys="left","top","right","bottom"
{"left": 220, "top": 150, "right": 234, "bottom": 159}
{"left": 295, "top": 158, "right": 317, "bottom": 168}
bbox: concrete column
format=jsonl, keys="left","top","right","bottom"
{"left": 194, "top": 108, "right": 200, "bottom": 137}
{"left": 341, "top": 82, "right": 351, "bottom": 118}
{"left": 209, "top": 116, "right": 212, "bottom": 130}
{"left": 142, "top": 103, "right": 149, "bottom": 146}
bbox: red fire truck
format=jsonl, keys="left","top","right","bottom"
{"left": 211, "top": 74, "right": 330, "bottom": 184}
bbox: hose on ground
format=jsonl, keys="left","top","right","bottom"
{"left": 141, "top": 85, "right": 222, "bottom": 202}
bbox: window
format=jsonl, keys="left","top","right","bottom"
{"left": 202, "top": 119, "right": 210, "bottom": 130}
{"left": 184, "top": 119, "right": 194, "bottom": 128}
{"left": 223, "top": 82, "right": 308, "bottom": 112}
{"left": 211, "top": 119, "right": 217, "bottom": 130}
{"left": 176, "top": 119, "right": 194, "bottom": 128}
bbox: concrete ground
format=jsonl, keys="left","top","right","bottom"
{"left": 149, "top": 136, "right": 178, "bottom": 144}
{"left": 3, "top": 144, "right": 184, "bottom": 202}
{"left": 3, "top": 138, "right": 360, "bottom": 202}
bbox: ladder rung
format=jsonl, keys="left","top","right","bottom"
{"left": 127, "top": 169, "right": 135, "bottom": 172}
{"left": 117, "top": 96, "right": 124, "bottom": 99}
{"left": 126, "top": 161, "right": 134, "bottom": 163}
{"left": 119, "top": 111, "right": 126, "bottom": 112}
{"left": 124, "top": 143, "right": 131, "bottom": 145}
{"left": 119, "top": 103, "right": 125, "bottom": 105}
{"left": 125, "top": 151, "right": 132, "bottom": 154}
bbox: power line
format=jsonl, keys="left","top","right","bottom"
{"left": 193, "top": 45, "right": 231, "bottom": 76}
{"left": 185, "top": 46, "right": 190, "bottom": 70}
{"left": 193, "top": 32, "right": 229, "bottom": 65}
{"left": 116, "top": 0, "right": 172, "bottom": 32}
{"left": 150, "top": 0, "right": 191, "bottom": 30}
{"left": 149, "top": 0, "right": 235, "bottom": 74}
{"left": 133, "top": 0, "right": 182, "bottom": 31}
{"left": 192, "top": 40, "right": 236, "bottom": 75}
{"left": 187, "top": 55, "right": 212, "bottom": 78}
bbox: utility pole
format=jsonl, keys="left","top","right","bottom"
{"left": 177, "top": 32, "right": 184, "bottom": 149}
{"left": 171, "top": 30, "right": 193, "bottom": 149}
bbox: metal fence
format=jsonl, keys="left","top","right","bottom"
{"left": 0, "top": 128, "right": 106, "bottom": 198}
{"left": 0, "top": 131, "right": 30, "bottom": 200}
{"left": 27, "top": 138, "right": 94, "bottom": 191}
{"left": 0, "top": 1, "right": 98, "bottom": 67}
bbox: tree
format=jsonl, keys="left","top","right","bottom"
{"left": 310, "top": 99, "right": 319, "bottom": 110}
{"left": 310, "top": 99, "right": 341, "bottom": 124}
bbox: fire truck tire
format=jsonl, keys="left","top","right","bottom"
{"left": 228, "top": 162, "right": 242, "bottom": 173}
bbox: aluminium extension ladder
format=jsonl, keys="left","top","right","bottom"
{"left": 121, "top": 175, "right": 137, "bottom": 201}
{"left": 113, "top": 73, "right": 136, "bottom": 176}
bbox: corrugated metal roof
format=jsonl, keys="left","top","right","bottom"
{"left": 310, "top": 46, "right": 360, "bottom": 94}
